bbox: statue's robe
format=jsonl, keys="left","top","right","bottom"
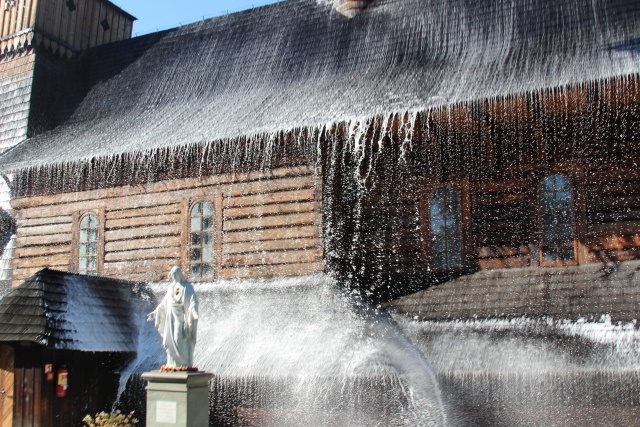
{"left": 151, "top": 277, "right": 199, "bottom": 367}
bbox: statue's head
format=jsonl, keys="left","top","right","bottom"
{"left": 170, "top": 266, "right": 188, "bottom": 284}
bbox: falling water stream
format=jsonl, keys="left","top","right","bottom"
{"left": 118, "top": 276, "right": 448, "bottom": 426}
{"left": 116, "top": 275, "right": 640, "bottom": 427}
{"left": 0, "top": 0, "right": 636, "bottom": 425}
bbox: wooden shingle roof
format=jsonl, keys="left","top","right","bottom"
{"left": 0, "top": 0, "right": 639, "bottom": 172}
{"left": 387, "top": 261, "right": 640, "bottom": 322}
{"left": 0, "top": 269, "right": 154, "bottom": 352}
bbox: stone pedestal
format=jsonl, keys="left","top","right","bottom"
{"left": 142, "top": 371, "right": 213, "bottom": 427}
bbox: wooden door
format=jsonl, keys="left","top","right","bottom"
{"left": 0, "top": 344, "right": 13, "bottom": 427}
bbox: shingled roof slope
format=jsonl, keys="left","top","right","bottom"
{"left": 1, "top": 0, "right": 639, "bottom": 171}
{"left": 0, "top": 269, "right": 154, "bottom": 352}
{"left": 387, "top": 261, "right": 640, "bottom": 322}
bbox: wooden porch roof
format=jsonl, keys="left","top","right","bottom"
{"left": 0, "top": 269, "right": 154, "bottom": 352}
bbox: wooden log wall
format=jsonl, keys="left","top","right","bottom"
{"left": 10, "top": 166, "right": 323, "bottom": 286}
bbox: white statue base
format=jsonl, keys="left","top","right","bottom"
{"left": 142, "top": 371, "right": 212, "bottom": 427}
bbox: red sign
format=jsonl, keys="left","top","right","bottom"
{"left": 44, "top": 364, "right": 53, "bottom": 382}
{"left": 56, "top": 369, "right": 68, "bottom": 397}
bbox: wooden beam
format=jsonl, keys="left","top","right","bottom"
{"left": 106, "top": 203, "right": 181, "bottom": 220}
{"left": 223, "top": 212, "right": 320, "bottom": 232}
{"left": 104, "top": 224, "right": 179, "bottom": 242}
{"left": 223, "top": 237, "right": 322, "bottom": 255}
{"left": 18, "top": 215, "right": 73, "bottom": 227}
{"left": 105, "top": 246, "right": 181, "bottom": 263}
{"left": 105, "top": 235, "right": 181, "bottom": 253}
{"left": 17, "top": 222, "right": 71, "bottom": 237}
{"left": 107, "top": 213, "right": 181, "bottom": 230}
{"left": 223, "top": 248, "right": 323, "bottom": 267}
{"left": 223, "top": 225, "right": 319, "bottom": 244}
{"left": 11, "top": 166, "right": 313, "bottom": 209}
{"left": 221, "top": 261, "right": 324, "bottom": 279}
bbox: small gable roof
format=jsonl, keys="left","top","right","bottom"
{"left": 0, "top": 0, "right": 639, "bottom": 172}
{"left": 0, "top": 269, "right": 154, "bottom": 352}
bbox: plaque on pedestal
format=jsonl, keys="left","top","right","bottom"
{"left": 142, "top": 371, "right": 213, "bottom": 427}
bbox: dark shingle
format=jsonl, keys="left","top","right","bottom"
{"left": 0, "top": 269, "right": 155, "bottom": 352}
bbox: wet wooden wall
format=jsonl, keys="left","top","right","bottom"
{"left": 10, "top": 166, "right": 323, "bottom": 285}
{"left": 324, "top": 77, "right": 640, "bottom": 300}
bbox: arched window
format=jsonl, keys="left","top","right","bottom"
{"left": 190, "top": 202, "right": 215, "bottom": 279}
{"left": 79, "top": 213, "right": 98, "bottom": 275}
{"left": 540, "top": 175, "right": 576, "bottom": 264}
{"left": 430, "top": 186, "right": 462, "bottom": 270}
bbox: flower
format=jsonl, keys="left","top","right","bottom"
{"left": 82, "top": 410, "right": 138, "bottom": 426}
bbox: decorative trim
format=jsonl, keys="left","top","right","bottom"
{"left": 0, "top": 30, "right": 78, "bottom": 60}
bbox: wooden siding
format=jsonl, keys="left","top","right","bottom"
{"left": 323, "top": 80, "right": 640, "bottom": 301}
{"left": 0, "top": 52, "right": 34, "bottom": 153}
{"left": 0, "top": 0, "right": 37, "bottom": 40}
{"left": 0, "top": 344, "right": 13, "bottom": 427}
{"left": 34, "top": 0, "right": 133, "bottom": 51}
{"left": 11, "top": 166, "right": 323, "bottom": 286}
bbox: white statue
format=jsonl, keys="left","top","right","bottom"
{"left": 148, "top": 267, "right": 199, "bottom": 368}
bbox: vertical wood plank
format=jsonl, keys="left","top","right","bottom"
{"left": 108, "top": 9, "right": 118, "bottom": 43}
{"left": 117, "top": 14, "right": 125, "bottom": 41}
{"left": 15, "top": 0, "right": 24, "bottom": 32}
{"left": 31, "top": 367, "right": 40, "bottom": 427}
{"left": 8, "top": 0, "right": 17, "bottom": 35}
{"left": 80, "top": 0, "right": 91, "bottom": 49}
{"left": 70, "top": 211, "right": 79, "bottom": 272}
{"left": 179, "top": 197, "right": 189, "bottom": 273}
{"left": 97, "top": 208, "right": 105, "bottom": 275}
{"left": 1, "top": 1, "right": 9, "bottom": 37}
{"left": 22, "top": 0, "right": 32, "bottom": 29}
{"left": 215, "top": 192, "right": 223, "bottom": 277}
{"left": 51, "top": 0, "right": 62, "bottom": 44}
{"left": 104, "top": 7, "right": 113, "bottom": 44}
{"left": 88, "top": 0, "right": 98, "bottom": 47}
{"left": 123, "top": 17, "right": 132, "bottom": 38}
{"left": 22, "top": 367, "right": 33, "bottom": 427}
{"left": 66, "top": 4, "right": 77, "bottom": 50}
{"left": 0, "top": 345, "right": 14, "bottom": 427}
{"left": 72, "top": 0, "right": 84, "bottom": 48}
{"left": 13, "top": 363, "right": 22, "bottom": 427}
{"left": 95, "top": 1, "right": 104, "bottom": 46}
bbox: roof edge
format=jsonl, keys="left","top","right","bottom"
{"left": 98, "top": 0, "right": 137, "bottom": 21}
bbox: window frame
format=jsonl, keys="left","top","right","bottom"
{"left": 182, "top": 195, "right": 222, "bottom": 282}
{"left": 537, "top": 173, "right": 579, "bottom": 267}
{"left": 420, "top": 180, "right": 473, "bottom": 272}
{"left": 72, "top": 209, "right": 105, "bottom": 275}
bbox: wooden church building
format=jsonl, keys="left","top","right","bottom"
{"left": 0, "top": 0, "right": 638, "bottom": 300}
{"left": 0, "top": 0, "right": 639, "bottom": 306}
{"left": 0, "top": 0, "right": 640, "bottom": 423}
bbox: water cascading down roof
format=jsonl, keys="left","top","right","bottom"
{"left": 0, "top": 0, "right": 639, "bottom": 172}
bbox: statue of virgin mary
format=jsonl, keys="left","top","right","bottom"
{"left": 148, "top": 266, "right": 199, "bottom": 368}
